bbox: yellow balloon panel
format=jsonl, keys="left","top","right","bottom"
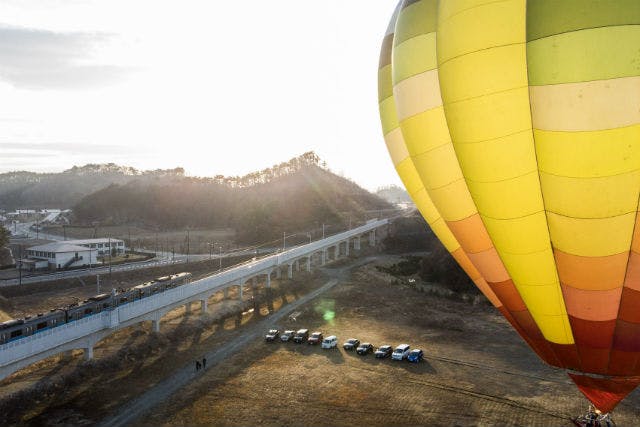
{"left": 438, "top": 44, "right": 528, "bottom": 102}
{"left": 500, "top": 249, "right": 560, "bottom": 287}
{"left": 547, "top": 212, "right": 636, "bottom": 257}
{"left": 400, "top": 107, "right": 451, "bottom": 156}
{"left": 412, "top": 144, "right": 463, "bottom": 190}
{"left": 540, "top": 171, "right": 640, "bottom": 219}
{"left": 428, "top": 178, "right": 478, "bottom": 222}
{"left": 535, "top": 126, "right": 640, "bottom": 178}
{"left": 436, "top": 0, "right": 525, "bottom": 63}
{"left": 518, "top": 284, "right": 567, "bottom": 317}
{"left": 481, "top": 212, "right": 550, "bottom": 254}
{"left": 454, "top": 130, "right": 537, "bottom": 182}
{"left": 443, "top": 87, "right": 532, "bottom": 143}
{"left": 466, "top": 171, "right": 544, "bottom": 219}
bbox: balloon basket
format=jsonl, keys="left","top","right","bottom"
{"left": 572, "top": 406, "right": 616, "bottom": 427}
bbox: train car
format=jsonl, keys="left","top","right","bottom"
{"left": 0, "top": 309, "right": 66, "bottom": 345}
{"left": 0, "top": 272, "right": 193, "bottom": 345}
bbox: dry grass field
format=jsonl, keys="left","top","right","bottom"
{"left": 1, "top": 255, "right": 639, "bottom": 426}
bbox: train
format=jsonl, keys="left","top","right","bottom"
{"left": 0, "top": 272, "right": 192, "bottom": 345}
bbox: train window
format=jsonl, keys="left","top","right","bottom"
{"left": 36, "top": 322, "right": 47, "bottom": 330}
{"left": 10, "top": 329, "right": 23, "bottom": 338}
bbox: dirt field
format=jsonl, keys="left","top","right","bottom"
{"left": 1, "top": 254, "right": 640, "bottom": 426}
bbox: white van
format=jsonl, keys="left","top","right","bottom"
{"left": 321, "top": 335, "right": 338, "bottom": 349}
{"left": 392, "top": 344, "right": 410, "bottom": 360}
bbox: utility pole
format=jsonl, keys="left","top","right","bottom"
{"left": 322, "top": 223, "right": 325, "bottom": 239}
{"left": 186, "top": 229, "right": 190, "bottom": 264}
{"left": 219, "top": 245, "right": 222, "bottom": 270}
{"left": 108, "top": 236, "right": 112, "bottom": 285}
{"left": 18, "top": 245, "right": 22, "bottom": 286}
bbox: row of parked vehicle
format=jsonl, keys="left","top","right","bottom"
{"left": 264, "top": 329, "right": 424, "bottom": 362}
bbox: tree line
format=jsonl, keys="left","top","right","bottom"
{"left": 73, "top": 153, "right": 390, "bottom": 244}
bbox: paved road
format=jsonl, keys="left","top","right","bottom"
{"left": 97, "top": 257, "right": 374, "bottom": 427}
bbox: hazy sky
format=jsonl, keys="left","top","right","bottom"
{"left": 0, "top": 0, "right": 401, "bottom": 190}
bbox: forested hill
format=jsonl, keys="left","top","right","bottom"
{"left": 0, "top": 164, "right": 184, "bottom": 210}
{"left": 72, "top": 153, "right": 391, "bottom": 243}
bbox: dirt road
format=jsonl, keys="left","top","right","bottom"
{"left": 98, "top": 259, "right": 373, "bottom": 427}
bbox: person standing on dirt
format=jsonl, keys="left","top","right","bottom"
{"left": 195, "top": 360, "right": 201, "bottom": 371}
{"left": 202, "top": 357, "right": 207, "bottom": 369}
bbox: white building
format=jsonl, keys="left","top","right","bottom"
{"left": 24, "top": 238, "right": 126, "bottom": 271}
{"left": 24, "top": 243, "right": 97, "bottom": 271}
{"left": 63, "top": 238, "right": 126, "bottom": 257}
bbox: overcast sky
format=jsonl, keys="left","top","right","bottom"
{"left": 0, "top": 0, "right": 401, "bottom": 190}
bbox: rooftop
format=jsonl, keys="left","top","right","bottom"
{"left": 64, "top": 238, "right": 124, "bottom": 245}
{"left": 27, "top": 243, "right": 92, "bottom": 253}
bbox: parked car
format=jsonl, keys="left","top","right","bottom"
{"left": 392, "top": 344, "right": 411, "bottom": 360}
{"left": 308, "top": 331, "right": 323, "bottom": 345}
{"left": 343, "top": 338, "right": 360, "bottom": 351}
{"left": 280, "top": 330, "right": 296, "bottom": 342}
{"left": 293, "top": 329, "right": 309, "bottom": 343}
{"left": 375, "top": 345, "right": 393, "bottom": 358}
{"left": 322, "top": 335, "right": 338, "bottom": 349}
{"left": 407, "top": 349, "right": 424, "bottom": 363}
{"left": 265, "top": 329, "right": 279, "bottom": 342}
{"left": 356, "top": 343, "right": 374, "bottom": 355}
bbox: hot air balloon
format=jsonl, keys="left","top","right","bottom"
{"left": 378, "top": 0, "right": 640, "bottom": 423}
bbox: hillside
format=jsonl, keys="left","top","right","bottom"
{"left": 72, "top": 153, "right": 391, "bottom": 243}
{"left": 0, "top": 164, "right": 184, "bottom": 210}
{"left": 376, "top": 185, "right": 411, "bottom": 205}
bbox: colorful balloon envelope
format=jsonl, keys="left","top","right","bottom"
{"left": 378, "top": 0, "right": 640, "bottom": 414}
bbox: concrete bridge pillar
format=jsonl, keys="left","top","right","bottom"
{"left": 355, "top": 236, "right": 361, "bottom": 250}
{"left": 334, "top": 244, "right": 340, "bottom": 260}
{"left": 369, "top": 230, "right": 376, "bottom": 246}
{"left": 321, "top": 249, "right": 327, "bottom": 266}
{"left": 201, "top": 299, "right": 208, "bottom": 314}
{"left": 84, "top": 346, "right": 94, "bottom": 361}
{"left": 185, "top": 301, "right": 192, "bottom": 314}
{"left": 276, "top": 268, "right": 282, "bottom": 279}
{"left": 287, "top": 263, "right": 293, "bottom": 279}
{"left": 294, "top": 259, "right": 299, "bottom": 272}
{"left": 345, "top": 239, "right": 350, "bottom": 256}
{"left": 306, "top": 257, "right": 311, "bottom": 272}
{"left": 265, "top": 271, "right": 271, "bottom": 288}
{"left": 152, "top": 319, "right": 161, "bottom": 333}
{"left": 223, "top": 287, "right": 229, "bottom": 299}
{"left": 239, "top": 284, "right": 244, "bottom": 300}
